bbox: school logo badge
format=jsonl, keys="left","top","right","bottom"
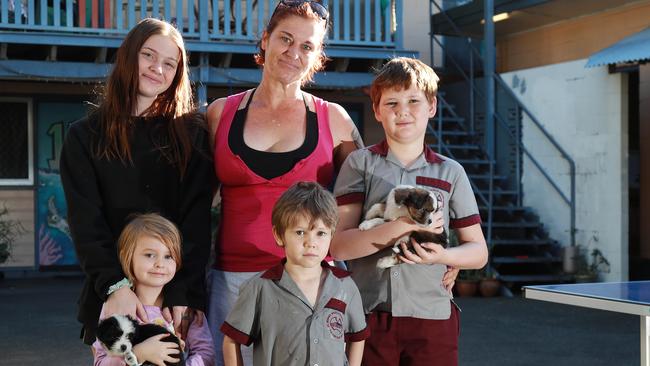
{"left": 326, "top": 312, "right": 344, "bottom": 339}
{"left": 433, "top": 190, "right": 444, "bottom": 209}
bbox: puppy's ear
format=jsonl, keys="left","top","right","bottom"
{"left": 393, "top": 188, "right": 411, "bottom": 205}
{"left": 96, "top": 317, "right": 115, "bottom": 340}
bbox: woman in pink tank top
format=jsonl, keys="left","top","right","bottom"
{"left": 205, "top": 2, "right": 363, "bottom": 365}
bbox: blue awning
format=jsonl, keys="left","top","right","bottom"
{"left": 586, "top": 27, "right": 650, "bottom": 68}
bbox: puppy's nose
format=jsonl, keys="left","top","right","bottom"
{"left": 120, "top": 344, "right": 127, "bottom": 352}
{"left": 427, "top": 219, "right": 432, "bottom": 225}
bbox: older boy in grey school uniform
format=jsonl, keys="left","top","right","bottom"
{"left": 331, "top": 57, "right": 488, "bottom": 366}
{"left": 220, "top": 182, "right": 369, "bottom": 366}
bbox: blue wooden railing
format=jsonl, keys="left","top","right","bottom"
{"left": 0, "top": 0, "right": 402, "bottom": 48}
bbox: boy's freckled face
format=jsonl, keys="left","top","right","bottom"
{"left": 374, "top": 84, "right": 436, "bottom": 145}
{"left": 274, "top": 215, "right": 332, "bottom": 268}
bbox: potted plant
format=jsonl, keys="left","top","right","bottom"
{"left": 574, "top": 248, "right": 610, "bottom": 283}
{"left": 0, "top": 205, "right": 25, "bottom": 264}
{"left": 455, "top": 269, "right": 480, "bottom": 297}
{"left": 478, "top": 267, "right": 501, "bottom": 297}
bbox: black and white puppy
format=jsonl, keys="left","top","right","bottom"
{"left": 359, "top": 185, "right": 448, "bottom": 268}
{"left": 96, "top": 314, "right": 185, "bottom": 366}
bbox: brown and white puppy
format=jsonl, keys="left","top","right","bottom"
{"left": 359, "top": 185, "right": 448, "bottom": 268}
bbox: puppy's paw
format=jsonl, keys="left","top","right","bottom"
{"left": 124, "top": 352, "right": 138, "bottom": 366}
{"left": 395, "top": 235, "right": 410, "bottom": 248}
{"left": 365, "top": 203, "right": 386, "bottom": 220}
{"left": 377, "top": 255, "right": 399, "bottom": 269}
{"left": 359, "top": 218, "right": 386, "bottom": 231}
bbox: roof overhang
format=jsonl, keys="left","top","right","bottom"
{"left": 585, "top": 27, "right": 650, "bottom": 68}
{"left": 432, "top": 0, "right": 637, "bottom": 38}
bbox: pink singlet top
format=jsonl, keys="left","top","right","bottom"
{"left": 213, "top": 90, "right": 335, "bottom": 272}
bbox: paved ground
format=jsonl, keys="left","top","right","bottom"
{"left": 0, "top": 276, "right": 639, "bottom": 365}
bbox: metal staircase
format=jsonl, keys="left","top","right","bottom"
{"left": 429, "top": 95, "right": 571, "bottom": 287}
{"left": 428, "top": 0, "right": 576, "bottom": 288}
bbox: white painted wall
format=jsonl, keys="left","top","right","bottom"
{"left": 402, "top": 0, "right": 443, "bottom": 67}
{"left": 501, "top": 59, "right": 628, "bottom": 281}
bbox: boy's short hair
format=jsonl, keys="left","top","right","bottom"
{"left": 370, "top": 57, "right": 440, "bottom": 108}
{"left": 272, "top": 181, "right": 338, "bottom": 238}
{"left": 117, "top": 213, "right": 182, "bottom": 283}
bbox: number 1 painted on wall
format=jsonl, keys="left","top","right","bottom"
{"left": 47, "top": 121, "right": 65, "bottom": 172}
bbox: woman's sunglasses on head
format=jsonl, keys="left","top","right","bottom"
{"left": 271, "top": 0, "right": 329, "bottom": 21}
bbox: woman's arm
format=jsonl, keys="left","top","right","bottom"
{"left": 61, "top": 121, "right": 145, "bottom": 321}
{"left": 61, "top": 123, "right": 122, "bottom": 298}
{"left": 327, "top": 102, "right": 364, "bottom": 171}
{"left": 222, "top": 336, "right": 244, "bottom": 366}
{"left": 206, "top": 97, "right": 227, "bottom": 150}
{"left": 163, "top": 122, "right": 215, "bottom": 324}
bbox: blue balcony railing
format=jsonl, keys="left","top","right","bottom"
{"left": 0, "top": 0, "right": 403, "bottom": 48}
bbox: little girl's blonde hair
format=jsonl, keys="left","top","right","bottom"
{"left": 117, "top": 213, "right": 182, "bottom": 284}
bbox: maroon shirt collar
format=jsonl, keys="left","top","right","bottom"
{"left": 261, "top": 258, "right": 351, "bottom": 280}
{"left": 368, "top": 139, "right": 444, "bottom": 164}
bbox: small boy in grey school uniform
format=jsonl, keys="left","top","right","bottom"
{"left": 220, "top": 181, "right": 369, "bottom": 366}
{"left": 331, "top": 57, "right": 489, "bottom": 366}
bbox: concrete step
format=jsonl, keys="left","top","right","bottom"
{"left": 492, "top": 256, "right": 562, "bottom": 264}
{"left": 499, "top": 274, "right": 573, "bottom": 283}
{"left": 457, "top": 158, "right": 491, "bottom": 165}
{"left": 491, "top": 238, "right": 552, "bottom": 246}
{"left": 485, "top": 221, "right": 540, "bottom": 228}
{"left": 446, "top": 143, "right": 481, "bottom": 150}
{"left": 470, "top": 174, "right": 509, "bottom": 181}
{"left": 476, "top": 189, "right": 518, "bottom": 196}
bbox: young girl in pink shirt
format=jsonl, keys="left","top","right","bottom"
{"left": 93, "top": 214, "right": 215, "bottom": 366}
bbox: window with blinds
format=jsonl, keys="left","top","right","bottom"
{"left": 0, "top": 99, "right": 33, "bottom": 186}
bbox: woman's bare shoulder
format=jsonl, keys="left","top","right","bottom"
{"left": 327, "top": 101, "right": 362, "bottom": 148}
{"left": 206, "top": 97, "right": 228, "bottom": 133}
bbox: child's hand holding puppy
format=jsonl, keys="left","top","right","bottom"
{"left": 398, "top": 239, "right": 449, "bottom": 265}
{"left": 132, "top": 333, "right": 181, "bottom": 366}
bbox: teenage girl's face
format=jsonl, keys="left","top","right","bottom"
{"left": 274, "top": 215, "right": 331, "bottom": 269}
{"left": 261, "top": 15, "right": 326, "bottom": 85}
{"left": 136, "top": 34, "right": 180, "bottom": 110}
{"left": 131, "top": 236, "right": 177, "bottom": 290}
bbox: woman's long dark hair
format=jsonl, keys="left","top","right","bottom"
{"left": 94, "top": 18, "right": 196, "bottom": 176}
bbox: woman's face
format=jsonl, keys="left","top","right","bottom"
{"left": 136, "top": 34, "right": 180, "bottom": 110}
{"left": 261, "top": 15, "right": 326, "bottom": 85}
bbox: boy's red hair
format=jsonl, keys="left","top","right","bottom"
{"left": 370, "top": 57, "right": 440, "bottom": 108}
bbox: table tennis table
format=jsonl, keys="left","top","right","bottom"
{"left": 524, "top": 281, "right": 650, "bottom": 366}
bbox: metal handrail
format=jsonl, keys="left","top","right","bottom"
{"left": 430, "top": 95, "right": 492, "bottom": 208}
{"left": 430, "top": 0, "right": 576, "bottom": 247}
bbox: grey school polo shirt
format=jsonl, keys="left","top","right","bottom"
{"left": 221, "top": 260, "right": 370, "bottom": 366}
{"left": 333, "top": 140, "right": 482, "bottom": 320}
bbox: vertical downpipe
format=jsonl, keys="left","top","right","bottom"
{"left": 469, "top": 39, "right": 474, "bottom": 134}
{"left": 198, "top": 53, "right": 209, "bottom": 113}
{"left": 484, "top": 0, "right": 495, "bottom": 249}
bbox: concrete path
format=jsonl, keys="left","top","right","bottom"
{"left": 0, "top": 276, "right": 638, "bottom": 365}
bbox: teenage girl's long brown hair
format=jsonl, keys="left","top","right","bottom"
{"left": 94, "top": 18, "right": 196, "bottom": 176}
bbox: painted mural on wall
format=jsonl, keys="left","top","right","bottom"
{"left": 37, "top": 102, "right": 87, "bottom": 267}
